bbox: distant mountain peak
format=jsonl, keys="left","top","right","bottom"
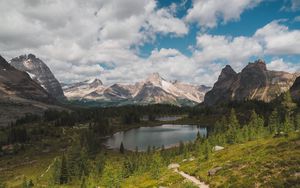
{"left": 86, "top": 78, "right": 103, "bottom": 87}
{"left": 146, "top": 72, "right": 163, "bottom": 85}
{"left": 219, "top": 65, "right": 237, "bottom": 81}
{"left": 244, "top": 59, "right": 267, "bottom": 71}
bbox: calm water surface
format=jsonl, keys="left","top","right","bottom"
{"left": 105, "top": 124, "right": 207, "bottom": 151}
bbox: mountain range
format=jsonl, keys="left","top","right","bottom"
{"left": 0, "top": 54, "right": 299, "bottom": 126}
{"left": 204, "top": 59, "right": 299, "bottom": 106}
{"left": 63, "top": 72, "right": 211, "bottom": 106}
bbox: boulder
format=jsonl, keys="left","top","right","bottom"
{"left": 208, "top": 167, "right": 222, "bottom": 176}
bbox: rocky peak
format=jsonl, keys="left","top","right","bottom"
{"left": 10, "top": 54, "right": 65, "bottom": 99}
{"left": 243, "top": 59, "right": 267, "bottom": 72}
{"left": 146, "top": 72, "right": 163, "bottom": 86}
{"left": 204, "top": 59, "right": 297, "bottom": 105}
{"left": 0, "top": 56, "right": 14, "bottom": 70}
{"left": 290, "top": 76, "right": 300, "bottom": 100}
{"left": 219, "top": 65, "right": 237, "bottom": 81}
{"left": 87, "top": 78, "right": 103, "bottom": 88}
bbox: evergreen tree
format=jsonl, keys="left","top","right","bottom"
{"left": 120, "top": 142, "right": 125, "bottom": 154}
{"left": 196, "top": 131, "right": 201, "bottom": 141}
{"left": 51, "top": 158, "right": 61, "bottom": 184}
{"left": 95, "top": 153, "right": 106, "bottom": 175}
{"left": 280, "top": 91, "right": 297, "bottom": 115}
{"left": 102, "top": 162, "right": 123, "bottom": 187}
{"left": 269, "top": 109, "right": 280, "bottom": 134}
{"left": 22, "top": 177, "right": 27, "bottom": 188}
{"left": 0, "top": 176, "right": 6, "bottom": 188}
{"left": 150, "top": 153, "right": 163, "bottom": 179}
{"left": 80, "top": 176, "right": 87, "bottom": 188}
{"left": 178, "top": 141, "right": 184, "bottom": 154}
{"left": 204, "top": 140, "right": 211, "bottom": 160}
{"left": 294, "top": 113, "right": 300, "bottom": 131}
{"left": 27, "top": 180, "right": 34, "bottom": 188}
{"left": 60, "top": 155, "right": 68, "bottom": 184}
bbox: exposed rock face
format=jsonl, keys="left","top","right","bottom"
{"left": 63, "top": 73, "right": 211, "bottom": 106}
{"left": 0, "top": 55, "right": 53, "bottom": 102}
{"left": 204, "top": 59, "right": 298, "bottom": 105}
{"left": 63, "top": 78, "right": 105, "bottom": 100}
{"left": 0, "top": 55, "right": 62, "bottom": 126}
{"left": 10, "top": 54, "right": 65, "bottom": 99}
{"left": 290, "top": 76, "right": 300, "bottom": 100}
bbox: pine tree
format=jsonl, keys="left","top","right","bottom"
{"left": 80, "top": 176, "right": 87, "bottom": 188}
{"left": 269, "top": 109, "right": 280, "bottom": 134}
{"left": 60, "top": 155, "right": 68, "bottom": 184}
{"left": 150, "top": 153, "right": 163, "bottom": 179}
{"left": 196, "top": 131, "right": 201, "bottom": 141}
{"left": 22, "top": 177, "right": 27, "bottom": 188}
{"left": 52, "top": 158, "right": 61, "bottom": 184}
{"left": 27, "top": 180, "right": 34, "bottom": 188}
{"left": 294, "top": 113, "right": 300, "bottom": 131}
{"left": 204, "top": 140, "right": 211, "bottom": 160}
{"left": 229, "top": 109, "right": 240, "bottom": 130}
{"left": 120, "top": 142, "right": 125, "bottom": 154}
{"left": 179, "top": 141, "right": 184, "bottom": 154}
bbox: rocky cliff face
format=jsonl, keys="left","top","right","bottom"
{"left": 290, "top": 76, "right": 300, "bottom": 100}
{"left": 10, "top": 54, "right": 65, "bottom": 99}
{"left": 204, "top": 59, "right": 298, "bottom": 105}
{"left": 0, "top": 55, "right": 54, "bottom": 103}
{"left": 0, "top": 55, "right": 61, "bottom": 126}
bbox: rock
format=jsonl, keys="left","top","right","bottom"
{"left": 10, "top": 54, "right": 65, "bottom": 99}
{"left": 168, "top": 163, "right": 180, "bottom": 169}
{"left": 182, "top": 159, "right": 188, "bottom": 162}
{"left": 290, "top": 76, "right": 300, "bottom": 101}
{"left": 204, "top": 59, "right": 298, "bottom": 105}
{"left": 213, "top": 145, "right": 224, "bottom": 151}
{"left": 208, "top": 167, "right": 222, "bottom": 176}
{"left": 189, "top": 157, "right": 195, "bottom": 161}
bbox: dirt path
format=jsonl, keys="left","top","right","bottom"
{"left": 169, "top": 163, "right": 209, "bottom": 188}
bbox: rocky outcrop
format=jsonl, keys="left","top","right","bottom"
{"left": 290, "top": 76, "right": 300, "bottom": 101}
{"left": 204, "top": 59, "right": 298, "bottom": 105}
{"left": 10, "top": 54, "right": 65, "bottom": 99}
{"left": 0, "top": 55, "right": 54, "bottom": 103}
{"left": 0, "top": 55, "right": 62, "bottom": 126}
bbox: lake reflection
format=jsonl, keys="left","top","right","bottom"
{"left": 105, "top": 124, "right": 207, "bottom": 151}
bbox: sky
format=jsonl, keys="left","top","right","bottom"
{"left": 0, "top": 0, "right": 300, "bottom": 86}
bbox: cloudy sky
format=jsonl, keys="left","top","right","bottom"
{"left": 1, "top": 0, "right": 300, "bottom": 86}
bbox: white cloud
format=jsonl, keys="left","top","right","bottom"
{"left": 267, "top": 58, "right": 300, "bottom": 73}
{"left": 0, "top": 0, "right": 188, "bottom": 84}
{"left": 193, "top": 34, "right": 263, "bottom": 69}
{"left": 255, "top": 20, "right": 300, "bottom": 55}
{"left": 0, "top": 0, "right": 299, "bottom": 87}
{"left": 185, "top": 0, "right": 261, "bottom": 28}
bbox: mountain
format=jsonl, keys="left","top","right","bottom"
{"left": 10, "top": 54, "right": 65, "bottom": 99}
{"left": 0, "top": 55, "right": 61, "bottom": 126}
{"left": 204, "top": 59, "right": 298, "bottom": 106}
{"left": 290, "top": 76, "right": 300, "bottom": 101}
{"left": 63, "top": 73, "right": 211, "bottom": 106}
{"left": 133, "top": 73, "right": 210, "bottom": 105}
{"left": 63, "top": 78, "right": 105, "bottom": 100}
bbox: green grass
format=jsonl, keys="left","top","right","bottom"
{"left": 179, "top": 132, "right": 300, "bottom": 187}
